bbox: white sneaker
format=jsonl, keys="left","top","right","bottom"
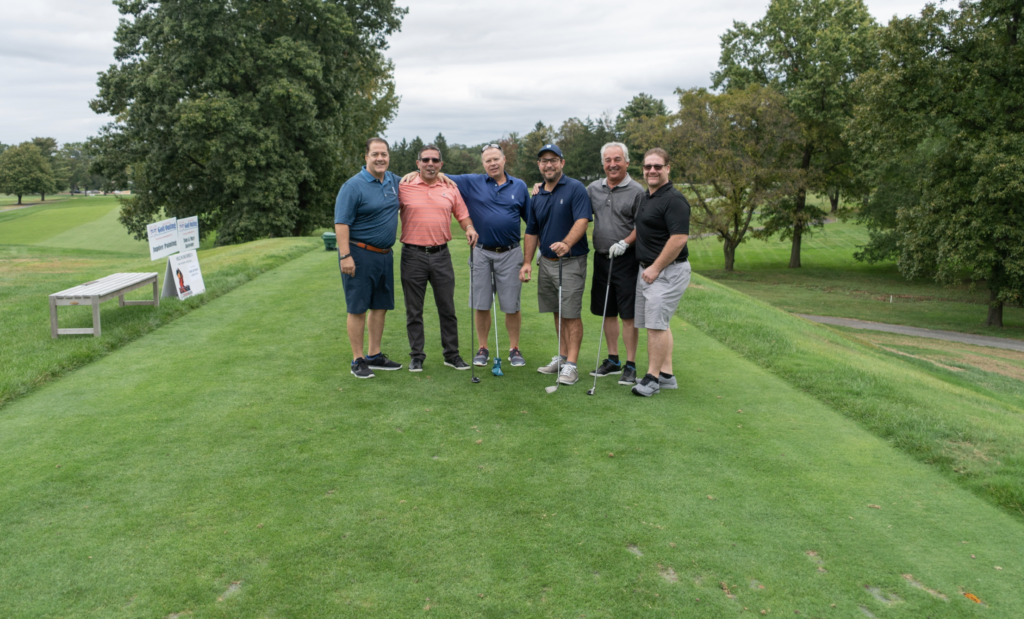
{"left": 538, "top": 355, "right": 564, "bottom": 374}
{"left": 558, "top": 364, "right": 579, "bottom": 385}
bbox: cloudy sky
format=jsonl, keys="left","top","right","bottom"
{"left": 0, "top": 0, "right": 931, "bottom": 147}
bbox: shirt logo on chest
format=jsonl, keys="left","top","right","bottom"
{"left": 560, "top": 199, "right": 563, "bottom": 204}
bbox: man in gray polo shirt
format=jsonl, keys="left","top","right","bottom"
{"left": 586, "top": 142, "right": 645, "bottom": 386}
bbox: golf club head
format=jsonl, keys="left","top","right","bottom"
{"left": 586, "top": 389, "right": 595, "bottom": 395}
{"left": 471, "top": 376, "right": 481, "bottom": 383}
{"left": 544, "top": 385, "right": 558, "bottom": 394}
{"left": 492, "top": 360, "right": 503, "bottom": 376}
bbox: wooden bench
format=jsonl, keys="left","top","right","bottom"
{"left": 49, "top": 273, "right": 159, "bottom": 338}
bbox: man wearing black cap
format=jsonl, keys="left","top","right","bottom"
{"left": 520, "top": 144, "right": 594, "bottom": 386}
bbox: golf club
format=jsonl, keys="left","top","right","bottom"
{"left": 491, "top": 272, "right": 503, "bottom": 376}
{"left": 469, "top": 244, "right": 480, "bottom": 384}
{"left": 587, "top": 254, "right": 614, "bottom": 396}
{"left": 545, "top": 256, "right": 563, "bottom": 394}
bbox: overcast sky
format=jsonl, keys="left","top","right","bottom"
{"left": 0, "top": 0, "right": 931, "bottom": 147}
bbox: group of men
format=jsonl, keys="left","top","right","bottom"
{"left": 333, "top": 137, "right": 690, "bottom": 397}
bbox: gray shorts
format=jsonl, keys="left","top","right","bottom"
{"left": 469, "top": 245, "right": 524, "bottom": 313}
{"left": 537, "top": 254, "right": 587, "bottom": 319}
{"left": 635, "top": 261, "right": 690, "bottom": 330}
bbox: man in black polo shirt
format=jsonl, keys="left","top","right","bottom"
{"left": 631, "top": 147, "right": 691, "bottom": 397}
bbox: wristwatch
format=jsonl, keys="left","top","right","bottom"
{"left": 338, "top": 253, "right": 351, "bottom": 260}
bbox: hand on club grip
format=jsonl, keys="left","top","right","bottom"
{"left": 609, "top": 240, "right": 628, "bottom": 258}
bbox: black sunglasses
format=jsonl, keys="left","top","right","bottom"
{"left": 643, "top": 164, "right": 667, "bottom": 171}
{"left": 419, "top": 157, "right": 441, "bottom": 163}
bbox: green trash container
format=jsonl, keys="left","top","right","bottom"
{"left": 322, "top": 231, "right": 337, "bottom": 252}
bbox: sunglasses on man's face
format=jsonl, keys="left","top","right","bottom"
{"left": 643, "top": 164, "right": 667, "bottom": 171}
{"left": 419, "top": 157, "right": 441, "bottom": 164}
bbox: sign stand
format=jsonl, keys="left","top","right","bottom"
{"left": 161, "top": 251, "right": 207, "bottom": 300}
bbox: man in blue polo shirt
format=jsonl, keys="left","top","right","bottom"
{"left": 335, "top": 137, "right": 404, "bottom": 379}
{"left": 520, "top": 144, "right": 593, "bottom": 385}
{"left": 402, "top": 144, "right": 531, "bottom": 368}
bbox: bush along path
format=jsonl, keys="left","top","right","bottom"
{"left": 0, "top": 248, "right": 1021, "bottom": 616}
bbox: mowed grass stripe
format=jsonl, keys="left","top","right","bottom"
{"left": 0, "top": 199, "right": 115, "bottom": 245}
{"left": 0, "top": 249, "right": 1021, "bottom": 617}
{"left": 36, "top": 204, "right": 150, "bottom": 255}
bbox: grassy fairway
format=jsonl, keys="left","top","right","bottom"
{"left": 689, "top": 221, "right": 1024, "bottom": 338}
{"left": 2, "top": 248, "right": 1022, "bottom": 617}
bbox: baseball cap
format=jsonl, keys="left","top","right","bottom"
{"left": 537, "top": 143, "right": 563, "bottom": 158}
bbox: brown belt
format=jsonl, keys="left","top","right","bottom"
{"left": 354, "top": 242, "right": 391, "bottom": 254}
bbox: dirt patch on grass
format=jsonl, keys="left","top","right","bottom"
{"left": 851, "top": 332, "right": 1024, "bottom": 381}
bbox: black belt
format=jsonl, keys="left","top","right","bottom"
{"left": 404, "top": 243, "right": 447, "bottom": 254}
{"left": 478, "top": 242, "right": 519, "bottom": 253}
{"left": 639, "top": 259, "right": 688, "bottom": 268}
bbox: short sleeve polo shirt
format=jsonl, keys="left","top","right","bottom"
{"left": 525, "top": 174, "right": 594, "bottom": 259}
{"left": 398, "top": 176, "right": 470, "bottom": 246}
{"left": 586, "top": 175, "right": 645, "bottom": 254}
{"left": 334, "top": 167, "right": 401, "bottom": 249}
{"left": 635, "top": 183, "right": 691, "bottom": 265}
{"left": 446, "top": 173, "right": 530, "bottom": 248}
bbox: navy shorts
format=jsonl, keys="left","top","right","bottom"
{"left": 340, "top": 244, "right": 394, "bottom": 314}
{"left": 591, "top": 248, "right": 639, "bottom": 320}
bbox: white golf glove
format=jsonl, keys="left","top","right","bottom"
{"left": 609, "top": 240, "right": 629, "bottom": 258}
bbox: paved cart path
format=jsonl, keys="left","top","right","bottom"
{"left": 798, "top": 313, "right": 1024, "bottom": 352}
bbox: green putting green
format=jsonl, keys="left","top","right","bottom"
{"left": 0, "top": 197, "right": 148, "bottom": 254}
{"left": 1, "top": 248, "right": 1020, "bottom": 617}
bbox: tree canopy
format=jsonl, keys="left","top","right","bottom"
{"left": 850, "top": 0, "right": 1024, "bottom": 326}
{"left": 91, "top": 0, "right": 405, "bottom": 245}
{"left": 714, "top": 0, "right": 879, "bottom": 267}
{"left": 0, "top": 143, "right": 57, "bottom": 205}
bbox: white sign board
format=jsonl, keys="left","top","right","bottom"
{"left": 161, "top": 251, "right": 207, "bottom": 300}
{"left": 146, "top": 217, "right": 179, "bottom": 261}
{"left": 178, "top": 216, "right": 200, "bottom": 252}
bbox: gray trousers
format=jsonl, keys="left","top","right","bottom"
{"left": 400, "top": 245, "right": 459, "bottom": 362}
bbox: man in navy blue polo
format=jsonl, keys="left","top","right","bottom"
{"left": 402, "top": 144, "right": 531, "bottom": 368}
{"left": 335, "top": 137, "right": 404, "bottom": 379}
{"left": 520, "top": 144, "right": 593, "bottom": 386}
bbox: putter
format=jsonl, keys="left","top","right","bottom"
{"left": 587, "top": 254, "right": 614, "bottom": 396}
{"left": 545, "top": 256, "right": 564, "bottom": 394}
{"left": 491, "top": 273, "right": 504, "bottom": 376}
{"left": 469, "top": 245, "right": 480, "bottom": 384}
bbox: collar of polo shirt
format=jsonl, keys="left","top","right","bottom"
{"left": 602, "top": 174, "right": 633, "bottom": 188}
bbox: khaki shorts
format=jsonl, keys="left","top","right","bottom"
{"left": 537, "top": 254, "right": 587, "bottom": 319}
{"left": 469, "top": 245, "right": 524, "bottom": 313}
{"left": 635, "top": 261, "right": 690, "bottom": 330}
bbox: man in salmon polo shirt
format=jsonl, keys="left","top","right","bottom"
{"left": 399, "top": 144, "right": 479, "bottom": 372}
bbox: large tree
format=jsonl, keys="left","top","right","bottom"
{"left": 0, "top": 143, "right": 56, "bottom": 205}
{"left": 557, "top": 116, "right": 615, "bottom": 184}
{"left": 632, "top": 86, "right": 802, "bottom": 271}
{"left": 713, "top": 0, "right": 879, "bottom": 267}
{"left": 849, "top": 0, "right": 1024, "bottom": 326}
{"left": 91, "top": 0, "right": 405, "bottom": 245}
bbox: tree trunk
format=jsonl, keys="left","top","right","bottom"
{"left": 985, "top": 288, "right": 1004, "bottom": 327}
{"left": 41, "top": 192, "right": 46, "bottom": 201}
{"left": 828, "top": 188, "right": 839, "bottom": 213}
{"left": 790, "top": 145, "right": 813, "bottom": 269}
{"left": 789, "top": 224, "right": 803, "bottom": 268}
{"left": 17, "top": 194, "right": 22, "bottom": 205}
{"left": 724, "top": 240, "right": 736, "bottom": 272}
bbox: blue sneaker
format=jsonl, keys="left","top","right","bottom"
{"left": 366, "top": 353, "right": 402, "bottom": 371}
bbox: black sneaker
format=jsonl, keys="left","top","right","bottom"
{"left": 409, "top": 358, "right": 424, "bottom": 372}
{"left": 444, "top": 356, "right": 471, "bottom": 370}
{"left": 618, "top": 365, "right": 638, "bottom": 385}
{"left": 366, "top": 353, "right": 402, "bottom": 371}
{"left": 590, "top": 358, "right": 622, "bottom": 377}
{"left": 351, "top": 357, "right": 375, "bottom": 379}
{"left": 473, "top": 347, "right": 490, "bottom": 366}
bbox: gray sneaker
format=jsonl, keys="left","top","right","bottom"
{"left": 538, "top": 355, "right": 565, "bottom": 374}
{"left": 558, "top": 363, "right": 579, "bottom": 385}
{"left": 618, "top": 365, "right": 638, "bottom": 385}
{"left": 659, "top": 374, "right": 678, "bottom": 389}
{"left": 473, "top": 347, "right": 489, "bottom": 366}
{"left": 508, "top": 347, "right": 526, "bottom": 367}
{"left": 631, "top": 374, "right": 661, "bottom": 397}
